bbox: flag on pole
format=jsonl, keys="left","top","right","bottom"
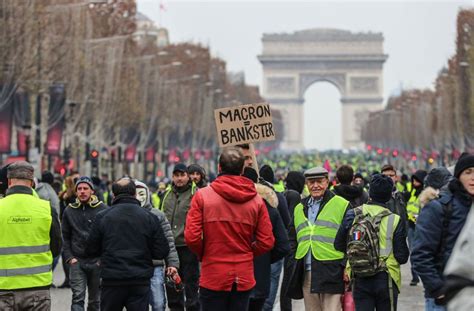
{"left": 323, "top": 159, "right": 332, "bottom": 173}
{"left": 159, "top": 1, "right": 166, "bottom": 11}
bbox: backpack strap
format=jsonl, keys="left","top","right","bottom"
{"left": 437, "top": 199, "right": 453, "bottom": 266}
{"left": 353, "top": 206, "right": 364, "bottom": 219}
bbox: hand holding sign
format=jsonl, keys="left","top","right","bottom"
{"left": 214, "top": 103, "right": 276, "bottom": 147}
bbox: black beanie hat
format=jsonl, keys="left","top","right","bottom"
{"left": 454, "top": 153, "right": 474, "bottom": 178}
{"left": 187, "top": 164, "right": 206, "bottom": 177}
{"left": 243, "top": 167, "right": 258, "bottom": 183}
{"left": 424, "top": 167, "right": 452, "bottom": 190}
{"left": 369, "top": 173, "right": 394, "bottom": 204}
{"left": 41, "top": 170, "right": 54, "bottom": 185}
{"left": 412, "top": 170, "right": 428, "bottom": 185}
{"left": 285, "top": 171, "right": 305, "bottom": 194}
{"left": 75, "top": 176, "right": 95, "bottom": 191}
{"left": 259, "top": 165, "right": 276, "bottom": 184}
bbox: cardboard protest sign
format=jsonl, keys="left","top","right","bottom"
{"left": 214, "top": 103, "right": 275, "bottom": 147}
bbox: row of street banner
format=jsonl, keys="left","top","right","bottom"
{"left": 0, "top": 87, "right": 276, "bottom": 163}
{"left": 0, "top": 84, "right": 66, "bottom": 156}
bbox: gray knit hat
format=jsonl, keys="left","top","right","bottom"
{"left": 7, "top": 161, "right": 34, "bottom": 180}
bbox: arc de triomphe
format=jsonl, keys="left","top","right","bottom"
{"left": 258, "top": 29, "right": 388, "bottom": 150}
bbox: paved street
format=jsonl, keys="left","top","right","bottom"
{"left": 51, "top": 258, "right": 425, "bottom": 310}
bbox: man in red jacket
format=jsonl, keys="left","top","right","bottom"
{"left": 185, "top": 147, "right": 275, "bottom": 311}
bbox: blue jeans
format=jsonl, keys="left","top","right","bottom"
{"left": 407, "top": 226, "right": 419, "bottom": 282}
{"left": 150, "top": 266, "right": 166, "bottom": 311}
{"left": 69, "top": 260, "right": 100, "bottom": 311}
{"left": 425, "top": 298, "right": 446, "bottom": 311}
{"left": 263, "top": 259, "right": 284, "bottom": 311}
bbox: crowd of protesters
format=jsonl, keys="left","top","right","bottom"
{"left": 0, "top": 148, "right": 473, "bottom": 311}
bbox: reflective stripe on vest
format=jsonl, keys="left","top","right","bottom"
{"left": 0, "top": 193, "right": 53, "bottom": 290}
{"left": 294, "top": 195, "right": 349, "bottom": 261}
{"left": 407, "top": 189, "right": 420, "bottom": 223}
{"left": 380, "top": 214, "right": 396, "bottom": 257}
{"left": 0, "top": 244, "right": 50, "bottom": 255}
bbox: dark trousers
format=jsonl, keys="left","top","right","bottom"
{"left": 101, "top": 285, "right": 150, "bottom": 311}
{"left": 62, "top": 251, "right": 70, "bottom": 284}
{"left": 0, "top": 289, "right": 50, "bottom": 311}
{"left": 280, "top": 255, "right": 293, "bottom": 311}
{"left": 407, "top": 226, "right": 419, "bottom": 282}
{"left": 248, "top": 297, "right": 266, "bottom": 311}
{"left": 200, "top": 284, "right": 252, "bottom": 311}
{"left": 166, "top": 246, "right": 200, "bottom": 311}
{"left": 353, "top": 272, "right": 398, "bottom": 311}
{"left": 69, "top": 260, "right": 101, "bottom": 311}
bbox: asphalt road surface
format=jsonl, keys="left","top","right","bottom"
{"left": 51, "top": 258, "right": 425, "bottom": 310}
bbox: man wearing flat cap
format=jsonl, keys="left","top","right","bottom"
{"left": 0, "top": 161, "right": 62, "bottom": 310}
{"left": 161, "top": 163, "right": 200, "bottom": 311}
{"left": 286, "top": 167, "right": 349, "bottom": 310}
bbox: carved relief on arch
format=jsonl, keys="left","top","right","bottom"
{"left": 350, "top": 77, "right": 379, "bottom": 93}
{"left": 298, "top": 73, "right": 346, "bottom": 97}
{"left": 266, "top": 77, "right": 296, "bottom": 95}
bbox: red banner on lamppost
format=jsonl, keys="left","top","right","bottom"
{"left": 45, "top": 84, "right": 66, "bottom": 155}
{"left": 0, "top": 84, "right": 14, "bottom": 154}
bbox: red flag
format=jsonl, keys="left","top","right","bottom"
{"left": 323, "top": 159, "right": 332, "bottom": 173}
{"left": 159, "top": 2, "right": 166, "bottom": 11}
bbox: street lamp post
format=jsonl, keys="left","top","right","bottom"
{"left": 22, "top": 124, "right": 32, "bottom": 163}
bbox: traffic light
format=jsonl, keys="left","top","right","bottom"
{"left": 90, "top": 149, "right": 99, "bottom": 159}
{"left": 90, "top": 149, "right": 99, "bottom": 175}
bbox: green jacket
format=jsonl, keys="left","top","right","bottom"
{"left": 162, "top": 182, "right": 196, "bottom": 247}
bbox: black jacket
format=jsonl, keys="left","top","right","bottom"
{"left": 284, "top": 189, "right": 302, "bottom": 220}
{"left": 276, "top": 191, "right": 291, "bottom": 229}
{"left": 287, "top": 190, "right": 348, "bottom": 296}
{"left": 85, "top": 196, "right": 169, "bottom": 286}
{"left": 386, "top": 191, "right": 408, "bottom": 231}
{"left": 62, "top": 196, "right": 107, "bottom": 262}
{"left": 412, "top": 179, "right": 472, "bottom": 298}
{"left": 252, "top": 184, "right": 290, "bottom": 299}
{"left": 334, "top": 202, "right": 409, "bottom": 265}
{"left": 333, "top": 184, "right": 368, "bottom": 209}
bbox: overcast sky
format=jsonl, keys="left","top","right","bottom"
{"left": 136, "top": 0, "right": 471, "bottom": 150}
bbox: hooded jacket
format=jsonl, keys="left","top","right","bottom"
{"left": 135, "top": 180, "right": 179, "bottom": 269}
{"left": 62, "top": 195, "right": 107, "bottom": 262}
{"left": 185, "top": 174, "right": 275, "bottom": 291}
{"left": 332, "top": 184, "right": 369, "bottom": 208}
{"left": 35, "top": 182, "right": 60, "bottom": 214}
{"left": 284, "top": 171, "right": 305, "bottom": 219}
{"left": 412, "top": 178, "right": 473, "bottom": 298}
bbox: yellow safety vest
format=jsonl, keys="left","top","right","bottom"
{"left": 396, "top": 182, "right": 405, "bottom": 193}
{"left": 103, "top": 191, "right": 109, "bottom": 204}
{"left": 347, "top": 204, "right": 402, "bottom": 289}
{"left": 151, "top": 193, "right": 161, "bottom": 209}
{"left": 294, "top": 195, "right": 349, "bottom": 261}
{"left": 273, "top": 181, "right": 285, "bottom": 193}
{"left": 406, "top": 189, "right": 420, "bottom": 224}
{"left": 0, "top": 193, "right": 53, "bottom": 290}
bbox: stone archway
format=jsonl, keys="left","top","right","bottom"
{"left": 258, "top": 29, "right": 388, "bottom": 150}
